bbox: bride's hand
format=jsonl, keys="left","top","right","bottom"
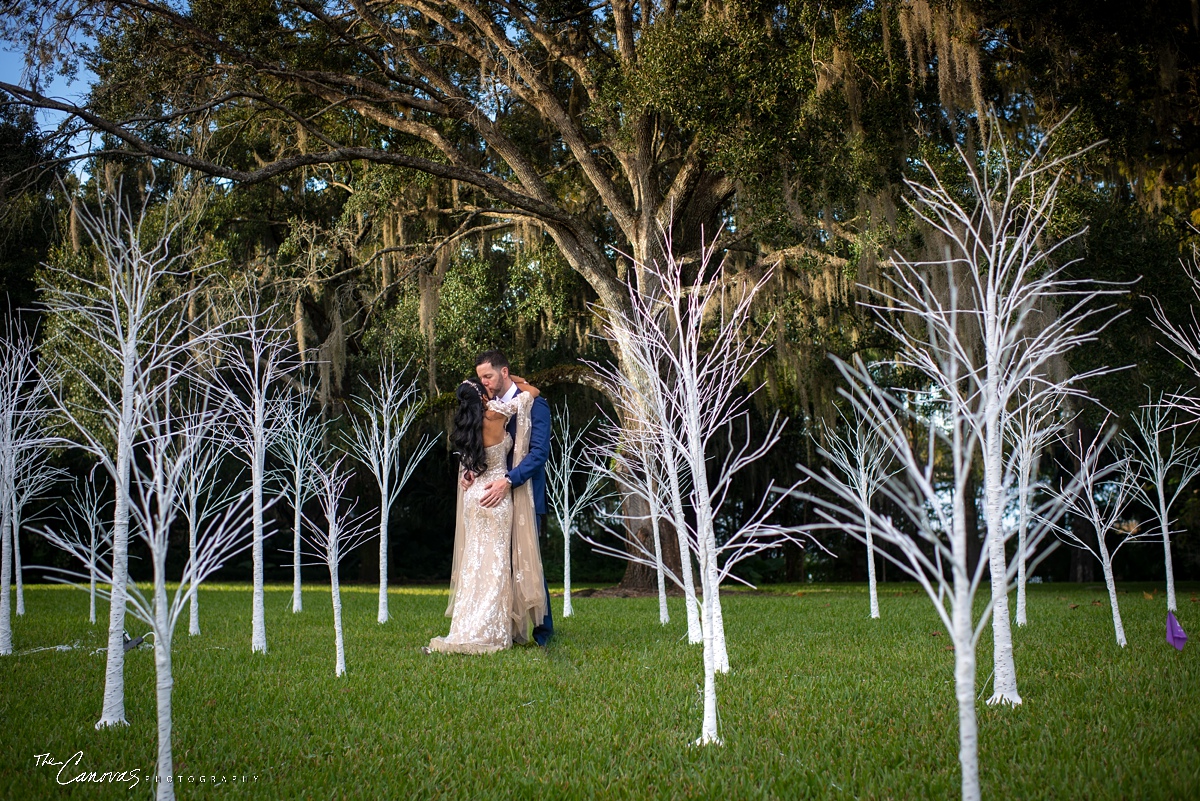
{"left": 460, "top": 470, "right": 475, "bottom": 490}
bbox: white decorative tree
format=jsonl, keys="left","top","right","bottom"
{"left": 594, "top": 421, "right": 676, "bottom": 625}
{"left": 786, "top": 114, "right": 1129, "bottom": 796}
{"left": 592, "top": 314, "right": 701, "bottom": 640}
{"left": 10, "top": 446, "right": 68, "bottom": 617}
{"left": 0, "top": 316, "right": 58, "bottom": 622}
{"left": 40, "top": 382, "right": 256, "bottom": 801}
{"left": 38, "top": 186, "right": 206, "bottom": 726}
{"left": 0, "top": 315, "right": 45, "bottom": 643}
{"left": 342, "top": 359, "right": 434, "bottom": 624}
{"left": 268, "top": 387, "right": 324, "bottom": 614}
{"left": 873, "top": 118, "right": 1124, "bottom": 707}
{"left": 818, "top": 412, "right": 895, "bottom": 619}
{"left": 1124, "top": 391, "right": 1200, "bottom": 614}
{"left": 300, "top": 456, "right": 374, "bottom": 677}
{"left": 791, "top": 354, "right": 1071, "bottom": 801}
{"left": 586, "top": 231, "right": 803, "bottom": 745}
{"left": 176, "top": 388, "right": 240, "bottom": 637}
{"left": 219, "top": 290, "right": 295, "bottom": 653}
{"left": 1049, "top": 427, "right": 1147, "bottom": 648}
{"left": 545, "top": 404, "right": 610, "bottom": 618}
{"left": 1004, "top": 389, "right": 1069, "bottom": 627}
{"left": 63, "top": 474, "right": 113, "bottom": 624}
{"left": 795, "top": 373, "right": 979, "bottom": 800}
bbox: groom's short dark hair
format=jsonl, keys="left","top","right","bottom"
{"left": 476, "top": 349, "right": 510, "bottom": 370}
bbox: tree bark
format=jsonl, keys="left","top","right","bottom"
{"left": 963, "top": 469, "right": 983, "bottom": 580}
{"left": 784, "top": 542, "right": 805, "bottom": 583}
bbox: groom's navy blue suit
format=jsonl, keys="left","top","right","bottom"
{"left": 505, "top": 390, "right": 553, "bottom": 645}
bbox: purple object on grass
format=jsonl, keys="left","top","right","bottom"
{"left": 1167, "top": 611, "right": 1187, "bottom": 651}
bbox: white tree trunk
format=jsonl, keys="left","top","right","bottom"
{"left": 250, "top": 438, "right": 267, "bottom": 654}
{"left": 675, "top": 516, "right": 701, "bottom": 643}
{"left": 292, "top": 486, "right": 303, "bottom": 613}
{"left": 153, "top": 579, "right": 175, "bottom": 801}
{"left": 89, "top": 560, "right": 97, "bottom": 625}
{"left": 985, "top": 530, "right": 1020, "bottom": 705}
{"left": 0, "top": 494, "right": 11, "bottom": 655}
{"left": 98, "top": 410, "right": 133, "bottom": 728}
{"left": 332, "top": 563, "right": 346, "bottom": 677}
{"left": 953, "top": 589, "right": 980, "bottom": 801}
{"left": 693, "top": 463, "right": 729, "bottom": 673}
{"left": 187, "top": 521, "right": 199, "bottom": 636}
{"left": 1157, "top": 490, "right": 1177, "bottom": 612}
{"left": 984, "top": 408, "right": 1021, "bottom": 706}
{"left": 562, "top": 522, "right": 573, "bottom": 618}
{"left": 648, "top": 487, "right": 668, "bottom": 625}
{"left": 1098, "top": 546, "right": 1127, "bottom": 647}
{"left": 952, "top": 455, "right": 981, "bottom": 801}
{"left": 377, "top": 513, "right": 389, "bottom": 624}
{"left": 695, "top": 556, "right": 721, "bottom": 745}
{"left": 865, "top": 516, "right": 880, "bottom": 619}
{"left": 664, "top": 461, "right": 700, "bottom": 643}
{"left": 708, "top": 558, "right": 729, "bottom": 674}
{"left": 12, "top": 516, "right": 22, "bottom": 616}
{"left": 1163, "top": 532, "right": 1177, "bottom": 613}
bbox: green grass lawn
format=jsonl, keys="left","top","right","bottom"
{"left": 2, "top": 581, "right": 1198, "bottom": 799}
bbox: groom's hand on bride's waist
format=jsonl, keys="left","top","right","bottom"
{"left": 479, "top": 477, "right": 511, "bottom": 508}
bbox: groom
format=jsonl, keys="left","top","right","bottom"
{"left": 470, "top": 349, "right": 554, "bottom": 646}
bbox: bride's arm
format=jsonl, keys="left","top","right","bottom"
{"left": 510, "top": 376, "right": 540, "bottom": 398}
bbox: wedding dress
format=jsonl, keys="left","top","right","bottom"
{"left": 429, "top": 395, "right": 544, "bottom": 654}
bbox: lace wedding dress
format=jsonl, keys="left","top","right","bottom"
{"left": 428, "top": 400, "right": 518, "bottom": 654}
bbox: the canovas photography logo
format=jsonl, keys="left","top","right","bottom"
{"left": 33, "top": 751, "right": 142, "bottom": 789}
{"left": 34, "top": 751, "right": 262, "bottom": 789}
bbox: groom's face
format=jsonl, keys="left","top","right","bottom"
{"left": 475, "top": 361, "right": 509, "bottom": 399}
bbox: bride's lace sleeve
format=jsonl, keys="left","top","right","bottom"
{"left": 487, "top": 398, "right": 517, "bottom": 418}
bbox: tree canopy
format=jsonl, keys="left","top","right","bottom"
{"left": 3, "top": 0, "right": 1200, "bottom": 584}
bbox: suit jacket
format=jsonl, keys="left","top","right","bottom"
{"left": 506, "top": 390, "right": 551, "bottom": 516}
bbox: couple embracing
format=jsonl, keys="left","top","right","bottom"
{"left": 425, "top": 350, "right": 554, "bottom": 654}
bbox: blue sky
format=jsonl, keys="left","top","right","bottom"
{"left": 1, "top": 43, "right": 92, "bottom": 113}
{"left": 2, "top": 42, "right": 97, "bottom": 168}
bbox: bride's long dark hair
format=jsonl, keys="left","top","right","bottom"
{"left": 451, "top": 378, "right": 488, "bottom": 474}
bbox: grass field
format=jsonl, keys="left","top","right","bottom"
{"left": 2, "top": 581, "right": 1198, "bottom": 799}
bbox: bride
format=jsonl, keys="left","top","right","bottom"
{"left": 426, "top": 375, "right": 547, "bottom": 654}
